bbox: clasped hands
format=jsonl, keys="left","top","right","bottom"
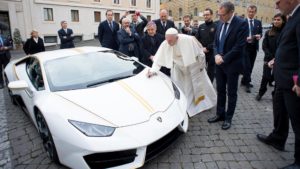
{"left": 215, "top": 54, "right": 224, "bottom": 65}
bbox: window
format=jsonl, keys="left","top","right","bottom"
{"left": 169, "top": 10, "right": 172, "bottom": 16}
{"left": 26, "top": 58, "right": 45, "bottom": 91}
{"left": 44, "top": 36, "right": 57, "bottom": 43}
{"left": 113, "top": 0, "right": 120, "bottom": 4}
{"left": 71, "top": 10, "right": 79, "bottom": 22}
{"left": 114, "top": 13, "right": 120, "bottom": 22}
{"left": 146, "top": 0, "right": 151, "bottom": 8}
{"left": 131, "top": 0, "right": 136, "bottom": 6}
{"left": 94, "top": 11, "right": 101, "bottom": 22}
{"left": 179, "top": 8, "right": 183, "bottom": 17}
{"left": 43, "top": 8, "right": 53, "bottom": 21}
{"left": 147, "top": 15, "right": 151, "bottom": 21}
{"left": 94, "top": 0, "right": 100, "bottom": 2}
{"left": 73, "top": 35, "right": 82, "bottom": 43}
{"left": 194, "top": 8, "right": 198, "bottom": 16}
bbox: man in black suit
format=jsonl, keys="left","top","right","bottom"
{"left": 256, "top": 0, "right": 300, "bottom": 168}
{"left": 153, "top": 9, "right": 176, "bottom": 36}
{"left": 141, "top": 21, "right": 164, "bottom": 67}
{"left": 23, "top": 30, "right": 45, "bottom": 55}
{"left": 98, "top": 10, "right": 120, "bottom": 50}
{"left": 0, "top": 32, "right": 12, "bottom": 89}
{"left": 58, "top": 21, "right": 75, "bottom": 49}
{"left": 207, "top": 1, "right": 248, "bottom": 130}
{"left": 241, "top": 5, "right": 263, "bottom": 93}
{"left": 196, "top": 8, "right": 218, "bottom": 82}
{"left": 120, "top": 11, "right": 148, "bottom": 37}
{"left": 181, "top": 15, "right": 197, "bottom": 36}
{"left": 152, "top": 9, "right": 175, "bottom": 76}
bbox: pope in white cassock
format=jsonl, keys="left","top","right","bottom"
{"left": 147, "top": 28, "right": 217, "bottom": 117}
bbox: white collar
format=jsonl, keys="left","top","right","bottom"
{"left": 247, "top": 17, "right": 254, "bottom": 21}
{"left": 291, "top": 4, "right": 300, "bottom": 16}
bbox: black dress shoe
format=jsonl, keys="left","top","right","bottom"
{"left": 208, "top": 115, "right": 224, "bottom": 123}
{"left": 221, "top": 120, "right": 231, "bottom": 130}
{"left": 245, "top": 86, "right": 251, "bottom": 93}
{"left": 256, "top": 134, "right": 285, "bottom": 151}
{"left": 280, "top": 163, "right": 300, "bottom": 169}
{"left": 0, "top": 83, "right": 4, "bottom": 89}
{"left": 255, "top": 94, "right": 262, "bottom": 101}
{"left": 249, "top": 83, "right": 254, "bottom": 88}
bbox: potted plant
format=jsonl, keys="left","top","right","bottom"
{"left": 13, "top": 28, "right": 23, "bottom": 49}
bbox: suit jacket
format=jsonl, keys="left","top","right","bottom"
{"left": 0, "top": 35, "right": 12, "bottom": 60}
{"left": 23, "top": 37, "right": 45, "bottom": 55}
{"left": 141, "top": 33, "right": 164, "bottom": 67}
{"left": 245, "top": 18, "right": 262, "bottom": 50}
{"left": 98, "top": 20, "right": 120, "bottom": 50}
{"left": 117, "top": 28, "right": 140, "bottom": 57}
{"left": 153, "top": 19, "right": 176, "bottom": 36}
{"left": 58, "top": 28, "right": 75, "bottom": 49}
{"left": 214, "top": 16, "right": 248, "bottom": 73}
{"left": 274, "top": 6, "right": 300, "bottom": 89}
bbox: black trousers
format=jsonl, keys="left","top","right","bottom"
{"left": 268, "top": 88, "right": 300, "bottom": 163}
{"left": 0, "top": 54, "right": 10, "bottom": 84}
{"left": 258, "top": 64, "right": 274, "bottom": 96}
{"left": 241, "top": 44, "right": 257, "bottom": 85}
{"left": 206, "top": 53, "right": 215, "bottom": 83}
{"left": 215, "top": 66, "right": 239, "bottom": 120}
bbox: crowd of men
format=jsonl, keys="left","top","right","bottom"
{"left": 0, "top": 0, "right": 299, "bottom": 168}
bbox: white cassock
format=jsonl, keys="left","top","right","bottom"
{"left": 150, "top": 34, "right": 217, "bottom": 117}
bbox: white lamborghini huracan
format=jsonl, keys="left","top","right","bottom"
{"left": 4, "top": 47, "right": 189, "bottom": 169}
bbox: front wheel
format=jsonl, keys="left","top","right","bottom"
{"left": 35, "top": 110, "right": 60, "bottom": 163}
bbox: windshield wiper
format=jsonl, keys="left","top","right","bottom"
{"left": 87, "top": 75, "right": 133, "bottom": 88}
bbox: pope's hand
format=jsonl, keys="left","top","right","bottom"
{"left": 146, "top": 69, "right": 157, "bottom": 78}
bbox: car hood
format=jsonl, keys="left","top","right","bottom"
{"left": 55, "top": 72, "right": 175, "bottom": 127}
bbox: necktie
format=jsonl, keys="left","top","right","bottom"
{"left": 162, "top": 21, "right": 166, "bottom": 29}
{"left": 109, "top": 21, "right": 113, "bottom": 31}
{"left": 250, "top": 19, "right": 254, "bottom": 36}
{"left": 219, "top": 22, "right": 228, "bottom": 55}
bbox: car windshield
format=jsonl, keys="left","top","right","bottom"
{"left": 44, "top": 51, "right": 145, "bottom": 91}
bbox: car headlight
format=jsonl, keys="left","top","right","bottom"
{"left": 172, "top": 82, "right": 180, "bottom": 100}
{"left": 69, "top": 120, "right": 115, "bottom": 137}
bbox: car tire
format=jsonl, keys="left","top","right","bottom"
{"left": 35, "top": 110, "right": 60, "bottom": 164}
{"left": 4, "top": 74, "right": 17, "bottom": 106}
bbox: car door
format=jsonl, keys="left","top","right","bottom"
{"left": 16, "top": 57, "right": 45, "bottom": 118}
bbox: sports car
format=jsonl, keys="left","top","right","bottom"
{"left": 4, "top": 47, "right": 189, "bottom": 169}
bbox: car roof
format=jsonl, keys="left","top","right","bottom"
{"left": 32, "top": 46, "right": 111, "bottom": 63}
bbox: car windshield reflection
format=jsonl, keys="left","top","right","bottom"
{"left": 44, "top": 51, "right": 145, "bottom": 92}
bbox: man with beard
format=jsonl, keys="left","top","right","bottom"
{"left": 196, "top": 8, "right": 218, "bottom": 82}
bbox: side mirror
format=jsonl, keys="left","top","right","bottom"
{"left": 8, "top": 80, "right": 29, "bottom": 90}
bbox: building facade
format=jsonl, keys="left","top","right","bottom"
{"left": 0, "top": 0, "right": 160, "bottom": 46}
{"left": 161, "top": 0, "right": 276, "bottom": 29}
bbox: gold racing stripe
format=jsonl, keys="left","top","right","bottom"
{"left": 117, "top": 81, "right": 155, "bottom": 113}
{"left": 72, "top": 48, "right": 85, "bottom": 54}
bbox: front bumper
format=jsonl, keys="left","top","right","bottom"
{"left": 54, "top": 101, "right": 189, "bottom": 169}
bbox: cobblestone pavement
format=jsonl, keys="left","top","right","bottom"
{"left": 0, "top": 39, "right": 295, "bottom": 169}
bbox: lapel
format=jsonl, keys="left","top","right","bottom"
{"left": 224, "top": 16, "right": 236, "bottom": 40}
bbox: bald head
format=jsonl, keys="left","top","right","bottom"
{"left": 160, "top": 9, "right": 168, "bottom": 22}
